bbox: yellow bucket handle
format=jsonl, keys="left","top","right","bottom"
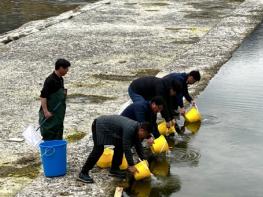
{"left": 191, "top": 103, "right": 199, "bottom": 111}
{"left": 160, "top": 136, "right": 167, "bottom": 152}
{"left": 152, "top": 136, "right": 167, "bottom": 153}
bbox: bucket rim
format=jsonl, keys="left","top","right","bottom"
{"left": 39, "top": 140, "right": 67, "bottom": 148}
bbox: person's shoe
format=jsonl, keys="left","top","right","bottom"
{"left": 77, "top": 172, "right": 94, "bottom": 183}
{"left": 109, "top": 168, "right": 126, "bottom": 178}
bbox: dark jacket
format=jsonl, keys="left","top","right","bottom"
{"left": 163, "top": 72, "right": 192, "bottom": 107}
{"left": 129, "top": 76, "right": 175, "bottom": 121}
{"left": 94, "top": 115, "right": 144, "bottom": 166}
{"left": 121, "top": 101, "right": 160, "bottom": 138}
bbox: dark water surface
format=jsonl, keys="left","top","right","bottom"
{"left": 0, "top": 0, "right": 96, "bottom": 34}
{"left": 123, "top": 22, "right": 263, "bottom": 197}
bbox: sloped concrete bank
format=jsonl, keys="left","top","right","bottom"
{"left": 0, "top": 0, "right": 262, "bottom": 196}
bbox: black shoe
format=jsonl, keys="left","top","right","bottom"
{"left": 77, "top": 172, "right": 94, "bottom": 183}
{"left": 109, "top": 168, "right": 126, "bottom": 178}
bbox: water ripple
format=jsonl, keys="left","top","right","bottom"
{"left": 167, "top": 147, "right": 201, "bottom": 163}
{"left": 201, "top": 114, "right": 221, "bottom": 125}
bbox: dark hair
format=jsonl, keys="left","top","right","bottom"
{"left": 139, "top": 122, "right": 153, "bottom": 135}
{"left": 189, "top": 70, "right": 201, "bottom": 81}
{"left": 171, "top": 80, "right": 182, "bottom": 92}
{"left": 150, "top": 96, "right": 164, "bottom": 106}
{"left": 55, "top": 59, "right": 71, "bottom": 70}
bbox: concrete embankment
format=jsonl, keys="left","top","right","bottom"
{"left": 0, "top": 0, "right": 263, "bottom": 196}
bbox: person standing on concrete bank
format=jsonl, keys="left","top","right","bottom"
{"left": 128, "top": 76, "right": 182, "bottom": 128}
{"left": 78, "top": 115, "right": 152, "bottom": 183}
{"left": 121, "top": 96, "right": 164, "bottom": 139}
{"left": 39, "top": 59, "right": 71, "bottom": 141}
{"left": 163, "top": 70, "right": 201, "bottom": 115}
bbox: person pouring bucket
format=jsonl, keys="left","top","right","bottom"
{"left": 39, "top": 58, "right": 71, "bottom": 141}
{"left": 78, "top": 115, "right": 153, "bottom": 183}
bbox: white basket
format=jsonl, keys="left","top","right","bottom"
{"left": 22, "top": 125, "right": 43, "bottom": 148}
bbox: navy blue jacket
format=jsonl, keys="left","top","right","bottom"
{"left": 121, "top": 101, "right": 160, "bottom": 138}
{"left": 129, "top": 76, "right": 176, "bottom": 121}
{"left": 163, "top": 72, "right": 192, "bottom": 107}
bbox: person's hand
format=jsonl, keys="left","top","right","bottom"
{"left": 147, "top": 137, "right": 155, "bottom": 146}
{"left": 179, "top": 107, "right": 186, "bottom": 115}
{"left": 166, "top": 121, "right": 171, "bottom": 128}
{"left": 191, "top": 100, "right": 196, "bottom": 107}
{"left": 171, "top": 119, "right": 176, "bottom": 126}
{"left": 44, "top": 110, "right": 53, "bottom": 119}
{"left": 128, "top": 166, "right": 138, "bottom": 174}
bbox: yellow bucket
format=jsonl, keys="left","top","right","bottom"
{"left": 134, "top": 160, "right": 151, "bottom": 181}
{"left": 158, "top": 121, "right": 176, "bottom": 136}
{"left": 184, "top": 107, "right": 201, "bottom": 123}
{"left": 151, "top": 135, "right": 169, "bottom": 154}
{"left": 150, "top": 159, "right": 169, "bottom": 177}
{"left": 185, "top": 121, "right": 201, "bottom": 134}
{"left": 119, "top": 155, "right": 128, "bottom": 170}
{"left": 97, "top": 148, "right": 128, "bottom": 169}
{"left": 96, "top": 148, "right": 113, "bottom": 168}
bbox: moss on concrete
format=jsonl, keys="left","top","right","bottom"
{"left": 67, "top": 93, "right": 116, "bottom": 103}
{"left": 0, "top": 163, "right": 40, "bottom": 179}
{"left": 65, "top": 130, "right": 86, "bottom": 143}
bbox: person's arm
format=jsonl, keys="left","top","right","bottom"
{"left": 40, "top": 97, "right": 53, "bottom": 119}
{"left": 152, "top": 122, "right": 160, "bottom": 138}
{"left": 183, "top": 85, "right": 193, "bottom": 103}
{"left": 134, "top": 139, "right": 144, "bottom": 161}
{"left": 123, "top": 131, "right": 135, "bottom": 166}
{"left": 123, "top": 139, "right": 139, "bottom": 174}
{"left": 40, "top": 77, "right": 55, "bottom": 119}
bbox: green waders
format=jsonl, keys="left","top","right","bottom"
{"left": 39, "top": 88, "right": 66, "bottom": 140}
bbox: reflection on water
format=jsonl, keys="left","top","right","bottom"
{"left": 184, "top": 121, "right": 201, "bottom": 134}
{"left": 0, "top": 0, "right": 97, "bottom": 34}
{"left": 123, "top": 174, "right": 181, "bottom": 197}
{"left": 150, "top": 158, "right": 170, "bottom": 177}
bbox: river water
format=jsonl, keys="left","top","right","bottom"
{"left": 0, "top": 0, "right": 96, "bottom": 34}
{"left": 123, "top": 22, "right": 263, "bottom": 197}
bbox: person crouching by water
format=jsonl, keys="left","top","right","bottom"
{"left": 121, "top": 96, "right": 165, "bottom": 141}
{"left": 78, "top": 115, "right": 153, "bottom": 183}
{"left": 39, "top": 58, "right": 71, "bottom": 141}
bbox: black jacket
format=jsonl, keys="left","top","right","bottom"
{"left": 129, "top": 76, "right": 175, "bottom": 121}
{"left": 94, "top": 115, "right": 144, "bottom": 166}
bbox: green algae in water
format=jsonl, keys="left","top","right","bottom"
{"left": 66, "top": 130, "right": 86, "bottom": 143}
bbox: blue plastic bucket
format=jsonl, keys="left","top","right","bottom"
{"left": 39, "top": 140, "right": 67, "bottom": 177}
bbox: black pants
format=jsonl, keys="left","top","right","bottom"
{"left": 81, "top": 120, "right": 123, "bottom": 174}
